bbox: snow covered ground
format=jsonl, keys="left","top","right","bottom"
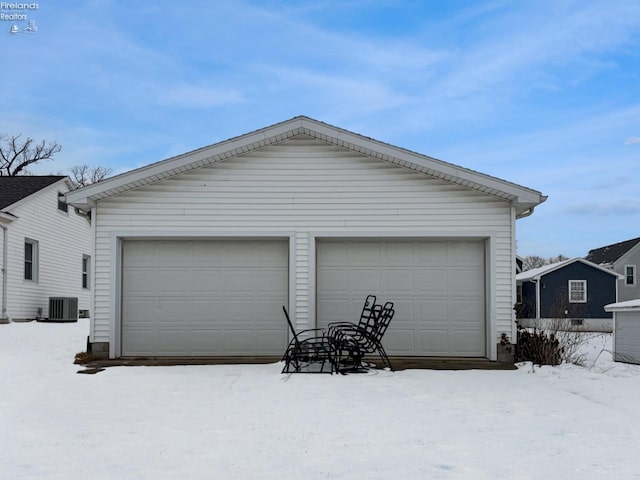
{"left": 2, "top": 320, "right": 640, "bottom": 479}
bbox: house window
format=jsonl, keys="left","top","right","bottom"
{"left": 516, "top": 284, "right": 523, "bottom": 304}
{"left": 82, "top": 255, "right": 91, "bottom": 289}
{"left": 24, "top": 239, "right": 39, "bottom": 282}
{"left": 568, "top": 280, "right": 587, "bottom": 303}
{"left": 625, "top": 265, "right": 636, "bottom": 286}
{"left": 57, "top": 193, "right": 68, "bottom": 213}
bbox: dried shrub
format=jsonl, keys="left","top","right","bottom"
{"left": 515, "top": 326, "right": 563, "bottom": 366}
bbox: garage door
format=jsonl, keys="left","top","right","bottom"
{"left": 121, "top": 239, "right": 288, "bottom": 356}
{"left": 317, "top": 239, "right": 486, "bottom": 356}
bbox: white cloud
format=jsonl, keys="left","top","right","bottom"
{"left": 624, "top": 136, "right": 640, "bottom": 145}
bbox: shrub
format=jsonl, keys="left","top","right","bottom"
{"left": 515, "top": 326, "right": 563, "bottom": 366}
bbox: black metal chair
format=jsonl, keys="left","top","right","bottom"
{"left": 331, "top": 301, "right": 395, "bottom": 372}
{"left": 281, "top": 306, "right": 336, "bottom": 374}
{"left": 325, "top": 295, "right": 380, "bottom": 340}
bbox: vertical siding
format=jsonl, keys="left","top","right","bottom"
{"left": 294, "top": 232, "right": 310, "bottom": 330}
{"left": 92, "top": 136, "right": 515, "bottom": 353}
{"left": 4, "top": 182, "right": 92, "bottom": 320}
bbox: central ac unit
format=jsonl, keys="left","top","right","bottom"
{"left": 47, "top": 297, "right": 78, "bottom": 322}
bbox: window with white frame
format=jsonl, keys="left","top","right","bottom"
{"left": 24, "top": 238, "right": 39, "bottom": 282}
{"left": 568, "top": 280, "right": 587, "bottom": 303}
{"left": 625, "top": 265, "right": 636, "bottom": 286}
{"left": 82, "top": 255, "right": 91, "bottom": 289}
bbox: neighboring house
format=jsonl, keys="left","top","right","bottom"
{"left": 516, "top": 258, "right": 623, "bottom": 332}
{"left": 66, "top": 116, "right": 546, "bottom": 360}
{"left": 585, "top": 237, "right": 640, "bottom": 302}
{"left": 605, "top": 299, "right": 640, "bottom": 365}
{"left": 0, "top": 176, "right": 91, "bottom": 322}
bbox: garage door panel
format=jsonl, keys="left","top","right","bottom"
{"left": 224, "top": 330, "right": 256, "bottom": 354}
{"left": 225, "top": 300, "right": 255, "bottom": 321}
{"left": 352, "top": 243, "right": 381, "bottom": 263}
{"left": 447, "top": 241, "right": 485, "bottom": 266}
{"left": 450, "top": 329, "right": 485, "bottom": 356}
{"left": 158, "top": 269, "right": 192, "bottom": 294}
{"left": 349, "top": 270, "right": 382, "bottom": 292}
{"left": 156, "top": 242, "right": 192, "bottom": 266}
{"left": 317, "top": 299, "right": 351, "bottom": 323}
{"left": 224, "top": 271, "right": 257, "bottom": 294}
{"left": 318, "top": 270, "right": 348, "bottom": 291}
{"left": 256, "top": 299, "right": 286, "bottom": 321}
{"left": 419, "top": 330, "right": 449, "bottom": 355}
{"left": 419, "top": 299, "right": 447, "bottom": 321}
{"left": 191, "top": 330, "right": 225, "bottom": 355}
{"left": 384, "top": 270, "right": 414, "bottom": 293}
{"left": 258, "top": 270, "right": 288, "bottom": 292}
{"left": 191, "top": 270, "right": 226, "bottom": 293}
{"left": 385, "top": 330, "right": 416, "bottom": 354}
{"left": 125, "top": 270, "right": 158, "bottom": 294}
{"left": 191, "top": 300, "right": 224, "bottom": 319}
{"left": 416, "top": 270, "right": 448, "bottom": 293}
{"left": 317, "top": 239, "right": 486, "bottom": 357}
{"left": 122, "top": 239, "right": 288, "bottom": 356}
{"left": 156, "top": 298, "right": 192, "bottom": 320}
{"left": 318, "top": 241, "right": 349, "bottom": 264}
{"left": 448, "top": 268, "right": 484, "bottom": 293}
{"left": 450, "top": 299, "right": 484, "bottom": 322}
{"left": 416, "top": 242, "right": 447, "bottom": 264}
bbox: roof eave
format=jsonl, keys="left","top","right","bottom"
{"left": 66, "top": 116, "right": 546, "bottom": 211}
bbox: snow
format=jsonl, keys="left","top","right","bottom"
{"left": 605, "top": 298, "right": 640, "bottom": 311}
{"left": 2, "top": 320, "right": 640, "bottom": 479}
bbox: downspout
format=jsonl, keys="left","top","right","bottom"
{"left": 0, "top": 224, "right": 8, "bottom": 323}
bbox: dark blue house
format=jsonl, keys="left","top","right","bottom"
{"left": 516, "top": 258, "right": 622, "bottom": 331}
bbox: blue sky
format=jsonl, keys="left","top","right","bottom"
{"left": 1, "top": 0, "right": 639, "bottom": 258}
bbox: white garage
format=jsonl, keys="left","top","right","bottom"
{"left": 66, "top": 116, "right": 546, "bottom": 360}
{"left": 121, "top": 239, "right": 289, "bottom": 356}
{"left": 316, "top": 239, "right": 486, "bottom": 356}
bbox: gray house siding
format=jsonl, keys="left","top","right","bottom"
{"left": 615, "top": 246, "right": 640, "bottom": 302}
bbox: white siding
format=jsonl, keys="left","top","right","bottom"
{"left": 614, "top": 311, "right": 640, "bottom": 364}
{"left": 4, "top": 181, "right": 92, "bottom": 320}
{"left": 93, "top": 136, "right": 515, "bottom": 357}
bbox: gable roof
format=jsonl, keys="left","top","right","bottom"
{"left": 516, "top": 258, "right": 624, "bottom": 282}
{"left": 0, "top": 176, "right": 67, "bottom": 210}
{"left": 66, "top": 116, "right": 547, "bottom": 216}
{"left": 585, "top": 237, "right": 640, "bottom": 266}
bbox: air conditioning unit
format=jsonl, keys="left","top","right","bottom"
{"left": 48, "top": 297, "right": 78, "bottom": 322}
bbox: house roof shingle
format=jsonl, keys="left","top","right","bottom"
{"left": 0, "top": 176, "right": 67, "bottom": 210}
{"left": 585, "top": 237, "right": 640, "bottom": 266}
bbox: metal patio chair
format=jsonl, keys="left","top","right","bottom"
{"left": 330, "top": 301, "right": 395, "bottom": 372}
{"left": 281, "top": 306, "right": 336, "bottom": 374}
{"left": 325, "top": 295, "right": 380, "bottom": 341}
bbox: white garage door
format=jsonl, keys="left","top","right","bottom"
{"left": 121, "top": 239, "right": 288, "bottom": 356}
{"left": 317, "top": 239, "right": 486, "bottom": 356}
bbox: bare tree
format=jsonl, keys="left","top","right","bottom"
{"left": 522, "top": 255, "right": 547, "bottom": 270}
{"left": 522, "top": 254, "right": 569, "bottom": 271}
{"left": 69, "top": 164, "right": 113, "bottom": 188}
{"left": 0, "top": 134, "right": 62, "bottom": 176}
